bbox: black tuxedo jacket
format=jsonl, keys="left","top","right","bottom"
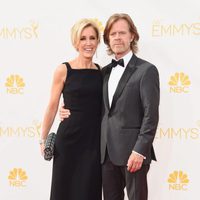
{"left": 101, "top": 54, "right": 160, "bottom": 165}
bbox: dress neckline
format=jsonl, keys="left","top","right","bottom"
{"left": 63, "top": 62, "right": 100, "bottom": 71}
{"left": 70, "top": 68, "right": 99, "bottom": 71}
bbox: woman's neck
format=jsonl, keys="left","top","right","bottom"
{"left": 71, "top": 57, "right": 94, "bottom": 69}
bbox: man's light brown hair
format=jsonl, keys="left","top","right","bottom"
{"left": 103, "top": 13, "right": 139, "bottom": 55}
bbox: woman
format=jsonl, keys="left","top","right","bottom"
{"left": 40, "top": 19, "right": 102, "bottom": 200}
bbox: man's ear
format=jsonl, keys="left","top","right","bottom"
{"left": 130, "top": 34, "right": 134, "bottom": 42}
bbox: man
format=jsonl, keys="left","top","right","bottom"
{"left": 101, "top": 13, "right": 159, "bottom": 200}
{"left": 60, "top": 13, "right": 160, "bottom": 200}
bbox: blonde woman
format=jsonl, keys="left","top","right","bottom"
{"left": 40, "top": 19, "right": 102, "bottom": 200}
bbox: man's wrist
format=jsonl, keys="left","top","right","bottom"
{"left": 132, "top": 150, "right": 146, "bottom": 159}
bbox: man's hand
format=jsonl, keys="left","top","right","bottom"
{"left": 59, "top": 103, "right": 71, "bottom": 121}
{"left": 127, "top": 152, "right": 144, "bottom": 173}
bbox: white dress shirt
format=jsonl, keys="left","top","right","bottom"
{"left": 108, "top": 51, "right": 132, "bottom": 106}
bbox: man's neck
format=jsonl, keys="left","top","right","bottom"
{"left": 115, "top": 50, "right": 132, "bottom": 60}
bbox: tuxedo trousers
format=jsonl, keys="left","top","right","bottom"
{"left": 102, "top": 150, "right": 150, "bottom": 200}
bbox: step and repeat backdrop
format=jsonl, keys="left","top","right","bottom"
{"left": 1, "top": 0, "right": 200, "bottom": 199}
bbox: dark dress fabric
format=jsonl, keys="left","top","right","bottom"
{"left": 50, "top": 62, "right": 102, "bottom": 200}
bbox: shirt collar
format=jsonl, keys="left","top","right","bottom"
{"left": 114, "top": 51, "right": 133, "bottom": 68}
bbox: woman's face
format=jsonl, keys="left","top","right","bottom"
{"left": 77, "top": 26, "right": 99, "bottom": 59}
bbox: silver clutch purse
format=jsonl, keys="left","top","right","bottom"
{"left": 44, "top": 132, "right": 56, "bottom": 161}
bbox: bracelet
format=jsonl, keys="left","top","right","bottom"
{"left": 39, "top": 139, "right": 46, "bottom": 145}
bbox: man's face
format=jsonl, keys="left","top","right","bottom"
{"left": 109, "top": 19, "right": 134, "bottom": 59}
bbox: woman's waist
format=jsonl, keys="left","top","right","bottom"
{"left": 64, "top": 104, "right": 101, "bottom": 111}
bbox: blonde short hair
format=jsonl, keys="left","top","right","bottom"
{"left": 103, "top": 13, "right": 139, "bottom": 55}
{"left": 71, "top": 18, "right": 100, "bottom": 50}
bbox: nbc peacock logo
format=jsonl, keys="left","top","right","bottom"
{"left": 168, "top": 72, "right": 191, "bottom": 93}
{"left": 5, "top": 74, "right": 25, "bottom": 94}
{"left": 168, "top": 170, "right": 189, "bottom": 191}
{"left": 8, "top": 168, "right": 28, "bottom": 187}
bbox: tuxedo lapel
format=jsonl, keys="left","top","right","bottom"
{"left": 103, "top": 65, "right": 112, "bottom": 110}
{"left": 110, "top": 54, "right": 138, "bottom": 113}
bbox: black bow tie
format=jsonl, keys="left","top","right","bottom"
{"left": 111, "top": 59, "right": 124, "bottom": 68}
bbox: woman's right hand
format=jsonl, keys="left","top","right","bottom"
{"left": 59, "top": 103, "right": 71, "bottom": 121}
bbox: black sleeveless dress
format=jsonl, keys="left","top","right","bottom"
{"left": 50, "top": 62, "right": 102, "bottom": 200}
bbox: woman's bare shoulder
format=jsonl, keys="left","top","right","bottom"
{"left": 53, "top": 63, "right": 67, "bottom": 83}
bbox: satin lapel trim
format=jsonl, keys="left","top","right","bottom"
{"left": 110, "top": 56, "right": 137, "bottom": 112}
{"left": 103, "top": 66, "right": 112, "bottom": 110}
